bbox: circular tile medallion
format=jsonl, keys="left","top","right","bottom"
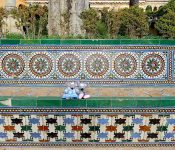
{"left": 85, "top": 53, "right": 109, "bottom": 78}
{"left": 141, "top": 53, "right": 165, "bottom": 77}
{"left": 2, "top": 53, "right": 25, "bottom": 77}
{"left": 29, "top": 54, "right": 53, "bottom": 78}
{"left": 113, "top": 53, "right": 137, "bottom": 78}
{"left": 57, "top": 53, "right": 81, "bottom": 78}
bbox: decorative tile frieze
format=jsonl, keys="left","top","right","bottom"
{"left": 0, "top": 111, "right": 174, "bottom": 145}
{"left": 0, "top": 45, "right": 174, "bottom": 86}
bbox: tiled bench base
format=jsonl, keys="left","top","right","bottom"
{"left": 0, "top": 107, "right": 175, "bottom": 146}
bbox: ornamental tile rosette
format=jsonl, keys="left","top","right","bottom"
{"left": 28, "top": 52, "right": 54, "bottom": 79}
{"left": 85, "top": 52, "right": 110, "bottom": 79}
{"left": 140, "top": 52, "right": 167, "bottom": 79}
{"left": 56, "top": 52, "right": 82, "bottom": 79}
{"left": 112, "top": 52, "right": 139, "bottom": 79}
{"left": 0, "top": 52, "right": 25, "bottom": 78}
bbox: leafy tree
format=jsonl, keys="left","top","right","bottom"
{"left": 81, "top": 6, "right": 148, "bottom": 38}
{"left": 81, "top": 8, "right": 121, "bottom": 38}
{"left": 0, "top": 7, "right": 8, "bottom": 38}
{"left": 155, "top": 10, "right": 175, "bottom": 39}
{"left": 100, "top": 8, "right": 121, "bottom": 38}
{"left": 98, "top": 8, "right": 109, "bottom": 38}
{"left": 108, "top": 10, "right": 121, "bottom": 38}
{"left": 154, "top": 0, "right": 175, "bottom": 38}
{"left": 80, "top": 8, "right": 100, "bottom": 38}
{"left": 156, "top": 0, "right": 175, "bottom": 17}
{"left": 11, "top": 5, "right": 30, "bottom": 38}
{"left": 145, "top": 5, "right": 158, "bottom": 36}
{"left": 146, "top": 5, "right": 152, "bottom": 12}
{"left": 145, "top": 5, "right": 153, "bottom": 16}
{"left": 11, "top": 5, "right": 48, "bottom": 39}
{"left": 33, "top": 5, "right": 48, "bottom": 38}
{"left": 96, "top": 21, "right": 108, "bottom": 38}
{"left": 118, "top": 6, "right": 149, "bottom": 38}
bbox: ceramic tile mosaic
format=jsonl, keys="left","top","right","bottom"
{"left": 0, "top": 108, "right": 175, "bottom": 147}
{"left": 0, "top": 45, "right": 174, "bottom": 86}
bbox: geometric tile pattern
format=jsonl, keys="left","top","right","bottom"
{"left": 0, "top": 113, "right": 175, "bottom": 143}
{"left": 0, "top": 45, "right": 173, "bottom": 86}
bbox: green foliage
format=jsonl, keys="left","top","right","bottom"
{"left": 96, "top": 21, "right": 108, "bottom": 38}
{"left": 1, "top": 2, "right": 174, "bottom": 39}
{"left": 155, "top": 10, "right": 175, "bottom": 39}
{"left": 47, "top": 35, "right": 60, "bottom": 39}
{"left": 154, "top": 0, "right": 175, "bottom": 38}
{"left": 47, "top": 34, "right": 88, "bottom": 39}
{"left": 95, "top": 8, "right": 109, "bottom": 38}
{"left": 100, "top": 8, "right": 121, "bottom": 38}
{"left": 118, "top": 6, "right": 149, "bottom": 38}
{"left": 157, "top": 0, "right": 175, "bottom": 17}
{"left": 146, "top": 5, "right": 152, "bottom": 12}
{"left": 80, "top": 8, "right": 100, "bottom": 38}
{"left": 6, "top": 33, "right": 24, "bottom": 39}
{"left": 0, "top": 7, "right": 8, "bottom": 38}
{"left": 10, "top": 5, "right": 30, "bottom": 38}
{"left": 117, "top": 35, "right": 131, "bottom": 39}
{"left": 142, "top": 35, "right": 164, "bottom": 39}
{"left": 10, "top": 5, "right": 48, "bottom": 39}
{"left": 145, "top": 5, "right": 153, "bottom": 16}
{"left": 80, "top": 6, "right": 148, "bottom": 39}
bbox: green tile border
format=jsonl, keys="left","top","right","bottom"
{"left": 87, "top": 100, "right": 111, "bottom": 108}
{"left": 1, "top": 39, "right": 20, "bottom": 44}
{"left": 41, "top": 39, "right": 60, "bottom": 44}
{"left": 20, "top": 40, "right": 41, "bottom": 44}
{"left": 100, "top": 40, "right": 121, "bottom": 45}
{"left": 0, "top": 39, "right": 174, "bottom": 45}
{"left": 1, "top": 96, "right": 175, "bottom": 107}
{"left": 60, "top": 39, "right": 81, "bottom": 45}
{"left": 37, "top": 100, "right": 62, "bottom": 107}
{"left": 159, "top": 40, "right": 175, "bottom": 45}
{"left": 62, "top": 100, "right": 86, "bottom": 107}
{"left": 12, "top": 99, "right": 37, "bottom": 106}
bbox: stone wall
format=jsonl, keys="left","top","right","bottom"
{"left": 139, "top": 0, "right": 169, "bottom": 10}
{"left": 90, "top": 0, "right": 169, "bottom": 10}
{"left": 90, "top": 0, "right": 130, "bottom": 10}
